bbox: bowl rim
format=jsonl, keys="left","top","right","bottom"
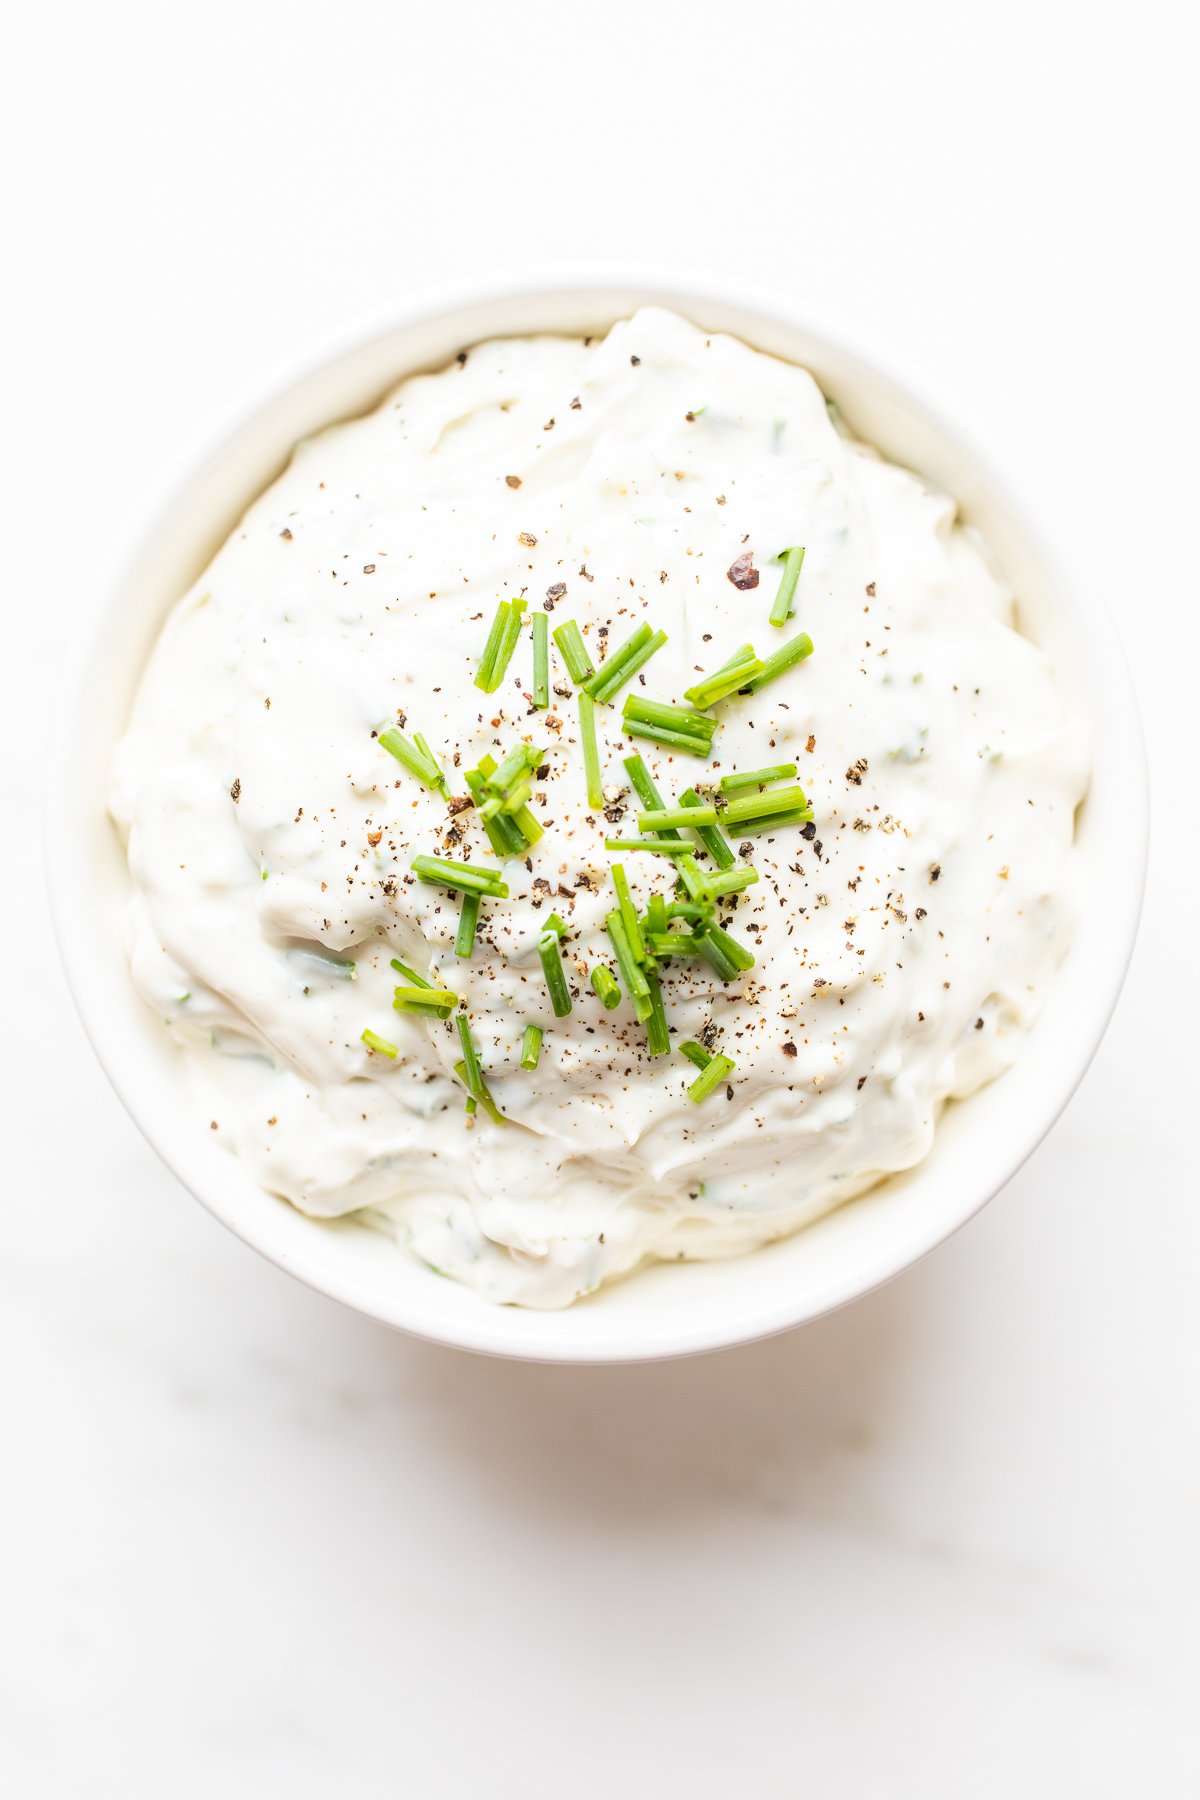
{"left": 46, "top": 276, "right": 1149, "bottom": 1362}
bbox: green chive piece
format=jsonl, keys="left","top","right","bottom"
{"left": 740, "top": 631, "right": 814, "bottom": 694}
{"left": 361, "top": 1027, "right": 399, "bottom": 1058}
{"left": 520, "top": 1023, "right": 543, "bottom": 1070}
{"left": 475, "top": 601, "right": 513, "bottom": 691}
{"left": 722, "top": 783, "right": 810, "bottom": 825}
{"left": 590, "top": 965, "right": 622, "bottom": 1008}
{"left": 464, "top": 769, "right": 525, "bottom": 857}
{"left": 622, "top": 753, "right": 681, "bottom": 839}
{"left": 465, "top": 1095, "right": 478, "bottom": 1116}
{"left": 603, "top": 838, "right": 692, "bottom": 855}
{"left": 510, "top": 803, "right": 545, "bottom": 847}
{"left": 455, "top": 891, "right": 481, "bottom": 959}
{"left": 452, "top": 1059, "right": 507, "bottom": 1124}
{"left": 456, "top": 1014, "right": 484, "bottom": 1096}
{"left": 552, "top": 619, "right": 595, "bottom": 684}
{"left": 638, "top": 803, "right": 717, "bottom": 831}
{"left": 393, "top": 986, "right": 457, "bottom": 1013}
{"left": 646, "top": 893, "right": 668, "bottom": 933}
{"left": 676, "top": 854, "right": 713, "bottom": 903}
{"left": 697, "top": 922, "right": 756, "bottom": 981}
{"left": 718, "top": 763, "right": 799, "bottom": 792}
{"left": 390, "top": 957, "right": 432, "bottom": 988}
{"left": 678, "top": 786, "right": 735, "bottom": 869}
{"left": 729, "top": 807, "right": 813, "bottom": 836}
{"left": 587, "top": 624, "right": 668, "bottom": 703}
{"left": 544, "top": 912, "right": 568, "bottom": 938}
{"left": 532, "top": 612, "right": 550, "bottom": 708}
{"left": 769, "top": 546, "right": 805, "bottom": 628}
{"left": 475, "top": 598, "right": 527, "bottom": 694}
{"left": 500, "top": 779, "right": 533, "bottom": 816}
{"left": 643, "top": 963, "right": 670, "bottom": 1055}
{"left": 579, "top": 689, "right": 604, "bottom": 809}
{"left": 412, "top": 732, "right": 450, "bottom": 796}
{"left": 605, "top": 911, "right": 651, "bottom": 1015}
{"left": 622, "top": 696, "right": 716, "bottom": 738}
{"left": 703, "top": 866, "right": 760, "bottom": 898}
{"left": 611, "top": 863, "right": 646, "bottom": 964}
{"left": 683, "top": 646, "right": 766, "bottom": 710}
{"left": 378, "top": 727, "right": 445, "bottom": 791}
{"left": 411, "top": 854, "right": 508, "bottom": 898}
{"left": 538, "top": 928, "right": 573, "bottom": 1017}
{"left": 646, "top": 931, "right": 704, "bottom": 957}
{"left": 689, "top": 1053, "right": 736, "bottom": 1102}
{"left": 490, "top": 741, "right": 541, "bottom": 797}
{"left": 679, "top": 1041, "right": 712, "bottom": 1071}
{"left": 622, "top": 722, "right": 715, "bottom": 756}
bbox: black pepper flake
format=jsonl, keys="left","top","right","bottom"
{"left": 866, "top": 581, "right": 876, "bottom": 596}
{"left": 545, "top": 582, "right": 567, "bottom": 607}
{"left": 800, "top": 821, "right": 816, "bottom": 841}
{"left": 930, "top": 863, "right": 942, "bottom": 882}
{"left": 915, "top": 906, "right": 927, "bottom": 920}
{"left": 857, "top": 1075, "right": 868, "bottom": 1090}
{"left": 279, "top": 527, "right": 293, "bottom": 540}
{"left": 230, "top": 777, "right": 241, "bottom": 803}
{"left": 727, "top": 553, "right": 759, "bottom": 590}
{"left": 974, "top": 1017, "right": 984, "bottom": 1030}
{"left": 505, "top": 475, "right": 522, "bottom": 489}
{"left": 782, "top": 1041, "right": 797, "bottom": 1058}
{"left": 456, "top": 350, "right": 468, "bottom": 367}
{"left": 630, "top": 354, "right": 641, "bottom": 365}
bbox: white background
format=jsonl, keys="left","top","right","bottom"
{"left": 3, "top": 3, "right": 1197, "bottom": 1794}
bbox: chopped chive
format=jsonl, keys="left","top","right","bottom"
{"left": 678, "top": 1041, "right": 712, "bottom": 1071}
{"left": 590, "top": 965, "right": 622, "bottom": 1008}
{"left": 638, "top": 803, "right": 718, "bottom": 830}
{"left": 452, "top": 1059, "right": 507, "bottom": 1124}
{"left": 587, "top": 622, "right": 668, "bottom": 703}
{"left": 603, "top": 837, "right": 692, "bottom": 855}
{"left": 390, "top": 957, "right": 432, "bottom": 988}
{"left": 544, "top": 912, "right": 568, "bottom": 937}
{"left": 605, "top": 911, "right": 651, "bottom": 1014}
{"left": 622, "top": 753, "right": 681, "bottom": 837}
{"left": 688, "top": 1053, "right": 736, "bottom": 1102}
{"left": 500, "top": 779, "right": 533, "bottom": 816}
{"left": 520, "top": 1023, "right": 543, "bottom": 1070}
{"left": 667, "top": 900, "right": 710, "bottom": 921}
{"left": 718, "top": 763, "right": 799, "bottom": 792}
{"left": 412, "top": 732, "right": 450, "bottom": 796}
{"left": 475, "top": 601, "right": 513, "bottom": 691}
{"left": 611, "top": 863, "right": 646, "bottom": 963}
{"left": 552, "top": 619, "right": 595, "bottom": 684}
{"left": 579, "top": 689, "right": 604, "bottom": 809}
{"left": 622, "top": 696, "right": 716, "bottom": 738}
{"left": 703, "top": 865, "right": 760, "bottom": 898}
{"left": 643, "top": 963, "right": 670, "bottom": 1055}
{"left": 678, "top": 788, "right": 735, "bottom": 869}
{"left": 475, "top": 598, "right": 527, "bottom": 694}
{"left": 465, "top": 1095, "right": 477, "bottom": 1116}
{"left": 490, "top": 741, "right": 541, "bottom": 797}
{"left": 740, "top": 631, "right": 814, "bottom": 694}
{"left": 621, "top": 723, "right": 715, "bottom": 757}
{"left": 538, "top": 928, "right": 573, "bottom": 1017}
{"left": 769, "top": 546, "right": 805, "bottom": 628}
{"left": 510, "top": 803, "right": 544, "bottom": 847}
{"left": 724, "top": 808, "right": 813, "bottom": 836}
{"left": 464, "top": 768, "right": 524, "bottom": 857}
{"left": 646, "top": 930, "right": 704, "bottom": 957}
{"left": 683, "top": 646, "right": 766, "bottom": 710}
{"left": 361, "top": 1027, "right": 399, "bottom": 1058}
{"left": 456, "top": 1013, "right": 484, "bottom": 1096}
{"left": 676, "top": 854, "right": 713, "bottom": 903}
{"left": 455, "top": 891, "right": 481, "bottom": 958}
{"left": 393, "top": 986, "right": 457, "bottom": 1013}
{"left": 377, "top": 727, "right": 444, "bottom": 791}
{"left": 646, "top": 893, "right": 668, "bottom": 934}
{"left": 411, "top": 854, "right": 508, "bottom": 897}
{"left": 696, "top": 922, "right": 756, "bottom": 982}
{"left": 532, "top": 611, "right": 549, "bottom": 708}
{"left": 722, "top": 783, "right": 810, "bottom": 825}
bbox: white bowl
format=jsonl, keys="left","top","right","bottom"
{"left": 48, "top": 282, "right": 1147, "bottom": 1362}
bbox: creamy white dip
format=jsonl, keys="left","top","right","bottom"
{"left": 111, "top": 308, "right": 1088, "bottom": 1307}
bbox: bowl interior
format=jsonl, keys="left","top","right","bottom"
{"left": 49, "top": 284, "right": 1145, "bottom": 1361}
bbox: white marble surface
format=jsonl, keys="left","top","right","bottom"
{"left": 4, "top": 3, "right": 1197, "bottom": 1792}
